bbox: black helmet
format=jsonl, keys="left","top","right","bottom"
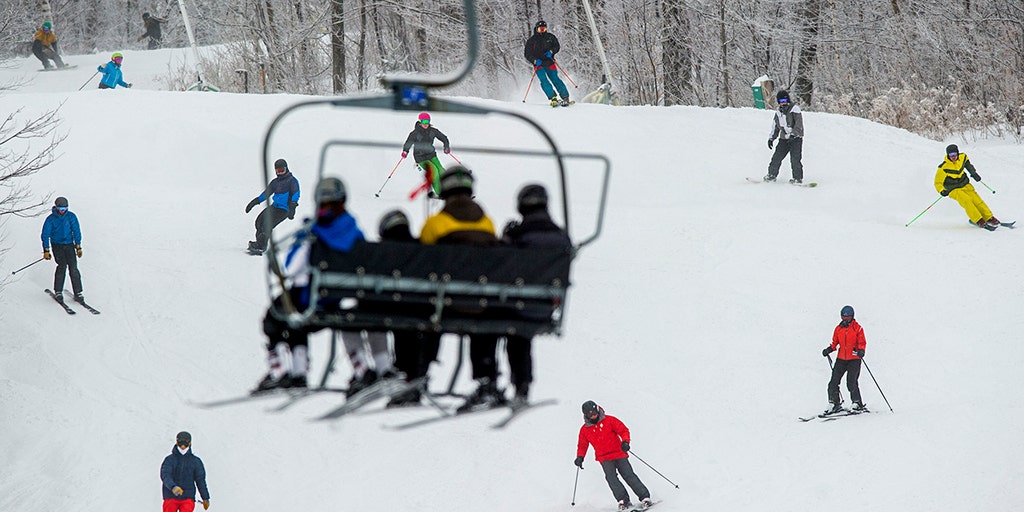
{"left": 438, "top": 165, "right": 475, "bottom": 199}
{"left": 517, "top": 183, "right": 548, "bottom": 214}
{"left": 54, "top": 196, "right": 68, "bottom": 207}
{"left": 535, "top": 20, "right": 547, "bottom": 31}
{"left": 945, "top": 144, "right": 959, "bottom": 157}
{"left": 143, "top": 12, "right": 150, "bottom": 19}
{"left": 582, "top": 400, "right": 598, "bottom": 416}
{"left": 378, "top": 209, "right": 410, "bottom": 238}
{"left": 274, "top": 158, "right": 288, "bottom": 171}
{"left": 841, "top": 305, "right": 855, "bottom": 318}
{"left": 176, "top": 431, "right": 192, "bottom": 446}
{"left": 315, "top": 177, "right": 347, "bottom": 204}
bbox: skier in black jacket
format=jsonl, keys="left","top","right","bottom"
{"left": 401, "top": 112, "right": 450, "bottom": 197}
{"left": 524, "top": 20, "right": 571, "bottom": 106}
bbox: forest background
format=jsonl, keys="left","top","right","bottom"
{"left": 2, "top": 0, "right": 1023, "bottom": 140}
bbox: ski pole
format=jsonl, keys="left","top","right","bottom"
{"left": 78, "top": 70, "right": 99, "bottom": 91}
{"left": 628, "top": 450, "right": 680, "bottom": 489}
{"left": 446, "top": 151, "right": 463, "bottom": 165}
{"left": 904, "top": 195, "right": 943, "bottom": 227}
{"left": 522, "top": 67, "right": 538, "bottom": 102}
{"left": 861, "top": 358, "right": 894, "bottom": 412}
{"left": 979, "top": 180, "right": 996, "bottom": 194}
{"left": 554, "top": 60, "right": 579, "bottom": 88}
{"left": 374, "top": 156, "right": 405, "bottom": 197}
{"left": 826, "top": 353, "right": 843, "bottom": 404}
{"left": 11, "top": 257, "right": 45, "bottom": 275}
{"left": 570, "top": 466, "right": 580, "bottom": 506}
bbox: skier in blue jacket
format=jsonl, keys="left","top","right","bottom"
{"left": 245, "top": 158, "right": 301, "bottom": 253}
{"left": 97, "top": 52, "right": 132, "bottom": 89}
{"left": 160, "top": 431, "right": 211, "bottom": 511}
{"left": 40, "top": 196, "right": 85, "bottom": 302}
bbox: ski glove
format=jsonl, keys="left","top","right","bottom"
{"left": 855, "top": 349, "right": 865, "bottom": 358}
{"left": 939, "top": 189, "right": 950, "bottom": 197}
{"left": 971, "top": 173, "right": 981, "bottom": 181}
{"left": 97, "top": 65, "right": 104, "bottom": 72}
{"left": 203, "top": 499, "right": 210, "bottom": 510}
{"left": 126, "top": 83, "right": 133, "bottom": 88}
{"left": 443, "top": 147, "right": 451, "bottom": 154}
{"left": 822, "top": 346, "right": 834, "bottom": 357}
{"left": 43, "top": 248, "right": 51, "bottom": 260}
{"left": 574, "top": 456, "right": 584, "bottom": 469}
{"left": 535, "top": 59, "right": 543, "bottom": 66}
{"left": 245, "top": 198, "right": 259, "bottom": 213}
{"left": 401, "top": 151, "right": 408, "bottom": 159}
{"left": 172, "top": 486, "right": 184, "bottom": 497}
{"left": 75, "top": 245, "right": 82, "bottom": 258}
{"left": 621, "top": 441, "right": 630, "bottom": 452}
{"left": 767, "top": 139, "right": 774, "bottom": 149}
{"left": 544, "top": 51, "right": 553, "bottom": 58}
{"left": 287, "top": 201, "right": 298, "bottom": 220}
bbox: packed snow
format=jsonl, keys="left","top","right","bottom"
{"left": 2, "top": 46, "right": 1023, "bottom": 512}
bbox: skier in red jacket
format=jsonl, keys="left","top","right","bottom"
{"left": 575, "top": 401, "right": 653, "bottom": 511}
{"left": 821, "top": 305, "right": 867, "bottom": 414}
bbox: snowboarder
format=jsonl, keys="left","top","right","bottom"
{"left": 764, "top": 89, "right": 804, "bottom": 183}
{"left": 253, "top": 176, "right": 398, "bottom": 394}
{"left": 32, "top": 21, "right": 68, "bottom": 69}
{"left": 377, "top": 209, "right": 441, "bottom": 407}
{"left": 524, "top": 20, "right": 571, "bottom": 107}
{"left": 498, "top": 184, "right": 571, "bottom": 405}
{"left": 401, "top": 112, "right": 450, "bottom": 197}
{"left": 575, "top": 401, "right": 653, "bottom": 511}
{"left": 821, "top": 305, "right": 867, "bottom": 414}
{"left": 160, "top": 431, "right": 211, "bottom": 511}
{"left": 40, "top": 196, "right": 85, "bottom": 302}
{"left": 244, "top": 158, "right": 300, "bottom": 254}
{"left": 418, "top": 166, "right": 505, "bottom": 412}
{"left": 97, "top": 52, "right": 132, "bottom": 89}
{"left": 935, "top": 144, "right": 1001, "bottom": 230}
{"left": 137, "top": 12, "right": 168, "bottom": 49}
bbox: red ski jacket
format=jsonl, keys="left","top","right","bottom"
{"left": 830, "top": 319, "right": 866, "bottom": 360}
{"left": 577, "top": 414, "right": 631, "bottom": 462}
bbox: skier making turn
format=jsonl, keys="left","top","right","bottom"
{"left": 575, "top": 401, "right": 653, "bottom": 511}
{"left": 401, "top": 112, "right": 450, "bottom": 197}
{"left": 524, "top": 20, "right": 572, "bottom": 107}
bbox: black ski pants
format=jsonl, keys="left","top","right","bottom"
{"left": 393, "top": 330, "right": 441, "bottom": 381}
{"left": 828, "top": 358, "right": 862, "bottom": 404}
{"left": 600, "top": 458, "right": 650, "bottom": 504}
{"left": 51, "top": 243, "right": 82, "bottom": 295}
{"left": 467, "top": 334, "right": 534, "bottom": 393}
{"left": 767, "top": 137, "right": 803, "bottom": 181}
{"left": 254, "top": 207, "right": 290, "bottom": 249}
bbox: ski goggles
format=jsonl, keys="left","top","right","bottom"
{"left": 948, "top": 151, "right": 959, "bottom": 159}
{"left": 419, "top": 120, "right": 430, "bottom": 125}
{"left": 57, "top": 206, "right": 68, "bottom": 212}
{"left": 778, "top": 97, "right": 789, "bottom": 105}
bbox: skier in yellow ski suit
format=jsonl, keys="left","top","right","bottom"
{"left": 934, "top": 144, "right": 999, "bottom": 229}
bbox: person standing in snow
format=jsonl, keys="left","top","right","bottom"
{"left": 253, "top": 176, "right": 398, "bottom": 394}
{"left": 32, "top": 21, "right": 68, "bottom": 69}
{"left": 764, "top": 89, "right": 804, "bottom": 183}
{"left": 245, "top": 158, "right": 300, "bottom": 253}
{"left": 401, "top": 112, "right": 450, "bottom": 197}
{"left": 575, "top": 401, "right": 653, "bottom": 511}
{"left": 497, "top": 183, "right": 571, "bottom": 405}
{"left": 524, "top": 20, "right": 572, "bottom": 107}
{"left": 160, "top": 431, "right": 211, "bottom": 511}
{"left": 137, "top": 12, "right": 168, "bottom": 49}
{"left": 821, "top": 305, "right": 867, "bottom": 414}
{"left": 935, "top": 144, "right": 1001, "bottom": 230}
{"left": 40, "top": 196, "right": 85, "bottom": 302}
{"left": 97, "top": 52, "right": 132, "bottom": 89}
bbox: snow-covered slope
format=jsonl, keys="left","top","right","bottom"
{"left": 2, "top": 48, "right": 1023, "bottom": 512}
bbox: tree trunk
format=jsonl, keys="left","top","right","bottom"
{"left": 793, "top": 0, "right": 821, "bottom": 106}
{"left": 331, "top": 0, "right": 346, "bottom": 94}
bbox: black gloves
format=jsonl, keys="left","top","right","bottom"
{"left": 855, "top": 349, "right": 865, "bottom": 358}
{"left": 621, "top": 441, "right": 630, "bottom": 452}
{"left": 767, "top": 139, "right": 774, "bottom": 149}
{"left": 971, "top": 173, "right": 981, "bottom": 182}
{"left": 287, "top": 201, "right": 298, "bottom": 220}
{"left": 245, "top": 198, "right": 259, "bottom": 213}
{"left": 940, "top": 189, "right": 950, "bottom": 197}
{"left": 822, "top": 346, "right": 834, "bottom": 357}
{"left": 573, "top": 456, "right": 584, "bottom": 468}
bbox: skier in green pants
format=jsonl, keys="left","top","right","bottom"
{"left": 401, "top": 112, "right": 451, "bottom": 197}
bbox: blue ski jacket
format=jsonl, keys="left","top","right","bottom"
{"left": 41, "top": 207, "right": 82, "bottom": 248}
{"left": 97, "top": 61, "right": 129, "bottom": 88}
{"left": 160, "top": 447, "right": 210, "bottom": 501}
{"left": 256, "top": 172, "right": 300, "bottom": 212}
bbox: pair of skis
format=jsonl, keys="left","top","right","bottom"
{"left": 970, "top": 220, "right": 1016, "bottom": 231}
{"left": 798, "top": 407, "right": 870, "bottom": 422}
{"left": 745, "top": 177, "right": 818, "bottom": 187}
{"left": 385, "top": 397, "right": 558, "bottom": 431}
{"left": 44, "top": 289, "right": 100, "bottom": 315}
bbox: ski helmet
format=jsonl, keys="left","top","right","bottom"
{"left": 840, "top": 305, "right": 855, "bottom": 318}
{"left": 438, "top": 165, "right": 475, "bottom": 199}
{"left": 176, "top": 431, "right": 192, "bottom": 446}
{"left": 517, "top": 183, "right": 548, "bottom": 214}
{"left": 143, "top": 12, "right": 151, "bottom": 20}
{"left": 418, "top": 112, "right": 431, "bottom": 123}
{"left": 378, "top": 209, "right": 411, "bottom": 238}
{"left": 315, "top": 176, "right": 347, "bottom": 204}
{"left": 776, "top": 90, "right": 790, "bottom": 103}
{"left": 535, "top": 20, "right": 547, "bottom": 31}
{"left": 582, "top": 400, "right": 598, "bottom": 416}
{"left": 945, "top": 144, "right": 959, "bottom": 156}
{"left": 54, "top": 196, "right": 68, "bottom": 207}
{"left": 274, "top": 158, "right": 288, "bottom": 171}
{"left": 111, "top": 52, "right": 123, "bottom": 60}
